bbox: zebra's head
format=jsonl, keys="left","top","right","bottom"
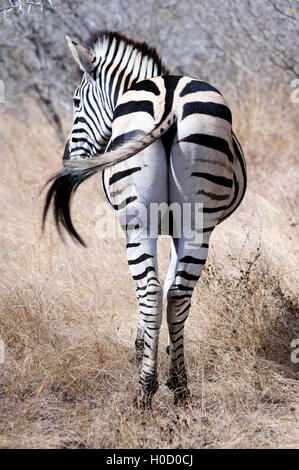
{"left": 43, "top": 31, "right": 169, "bottom": 246}
{"left": 63, "top": 37, "right": 111, "bottom": 161}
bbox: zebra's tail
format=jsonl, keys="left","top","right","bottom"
{"left": 42, "top": 125, "right": 167, "bottom": 246}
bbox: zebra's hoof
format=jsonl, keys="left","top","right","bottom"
{"left": 166, "top": 345, "right": 170, "bottom": 356}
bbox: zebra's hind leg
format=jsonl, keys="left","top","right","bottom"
{"left": 166, "top": 236, "right": 211, "bottom": 406}
{"left": 126, "top": 238, "right": 163, "bottom": 409}
{"left": 163, "top": 238, "right": 179, "bottom": 357}
{"left": 134, "top": 275, "right": 163, "bottom": 409}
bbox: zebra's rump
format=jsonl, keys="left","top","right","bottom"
{"left": 218, "top": 131, "right": 247, "bottom": 223}
{"left": 102, "top": 75, "right": 246, "bottom": 229}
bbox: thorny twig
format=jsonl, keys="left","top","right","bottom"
{"left": 0, "top": 0, "right": 52, "bottom": 18}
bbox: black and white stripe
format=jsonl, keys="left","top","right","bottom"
{"left": 43, "top": 31, "right": 247, "bottom": 408}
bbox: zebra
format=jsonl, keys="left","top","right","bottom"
{"left": 43, "top": 31, "right": 247, "bottom": 409}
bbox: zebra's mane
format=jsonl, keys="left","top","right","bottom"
{"left": 81, "top": 30, "right": 169, "bottom": 76}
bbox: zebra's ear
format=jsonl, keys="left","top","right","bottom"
{"left": 66, "top": 36, "right": 95, "bottom": 73}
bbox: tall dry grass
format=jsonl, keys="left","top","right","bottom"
{"left": 0, "top": 83, "right": 298, "bottom": 448}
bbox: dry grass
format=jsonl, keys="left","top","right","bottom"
{"left": 0, "top": 84, "right": 298, "bottom": 448}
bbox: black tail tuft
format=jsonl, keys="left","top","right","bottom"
{"left": 42, "top": 166, "right": 100, "bottom": 247}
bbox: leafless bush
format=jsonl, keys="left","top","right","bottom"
{"left": 0, "top": 1, "right": 52, "bottom": 19}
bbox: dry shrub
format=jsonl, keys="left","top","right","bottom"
{"left": 0, "top": 83, "right": 298, "bottom": 448}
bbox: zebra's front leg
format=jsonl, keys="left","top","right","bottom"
{"left": 133, "top": 323, "right": 145, "bottom": 363}
{"left": 166, "top": 238, "right": 209, "bottom": 405}
{"left": 131, "top": 283, "right": 144, "bottom": 363}
{"left": 126, "top": 238, "right": 163, "bottom": 409}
